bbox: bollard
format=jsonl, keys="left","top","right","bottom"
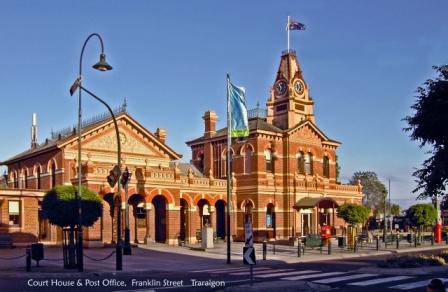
{"left": 273, "top": 240, "right": 276, "bottom": 255}
{"left": 320, "top": 243, "right": 323, "bottom": 255}
{"left": 431, "top": 236, "right": 434, "bottom": 246}
{"left": 297, "top": 241, "right": 301, "bottom": 257}
{"left": 376, "top": 235, "right": 380, "bottom": 251}
{"left": 26, "top": 248, "right": 31, "bottom": 272}
{"left": 414, "top": 234, "right": 418, "bottom": 248}
{"left": 384, "top": 235, "right": 388, "bottom": 249}
{"left": 353, "top": 239, "right": 357, "bottom": 253}
{"left": 262, "top": 240, "right": 267, "bottom": 260}
{"left": 396, "top": 235, "right": 399, "bottom": 250}
{"left": 328, "top": 241, "right": 332, "bottom": 255}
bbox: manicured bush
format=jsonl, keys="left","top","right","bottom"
{"left": 337, "top": 203, "right": 370, "bottom": 226}
{"left": 42, "top": 185, "right": 103, "bottom": 227}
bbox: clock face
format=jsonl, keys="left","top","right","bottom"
{"left": 294, "top": 80, "right": 305, "bottom": 95}
{"left": 275, "top": 80, "right": 287, "bottom": 96}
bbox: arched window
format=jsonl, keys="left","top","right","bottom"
{"left": 244, "top": 201, "right": 253, "bottom": 224}
{"left": 297, "top": 151, "right": 305, "bottom": 174}
{"left": 244, "top": 147, "right": 252, "bottom": 174}
{"left": 222, "top": 149, "right": 233, "bottom": 178}
{"left": 24, "top": 169, "right": 28, "bottom": 189}
{"left": 304, "top": 153, "right": 313, "bottom": 175}
{"left": 323, "top": 156, "right": 330, "bottom": 178}
{"left": 264, "top": 149, "right": 273, "bottom": 173}
{"left": 50, "top": 161, "right": 56, "bottom": 188}
{"left": 36, "top": 166, "right": 41, "bottom": 189}
{"left": 266, "top": 203, "right": 275, "bottom": 228}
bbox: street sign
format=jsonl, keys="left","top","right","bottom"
{"left": 243, "top": 246, "right": 256, "bottom": 265}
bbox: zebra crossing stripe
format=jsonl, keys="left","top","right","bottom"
{"left": 192, "top": 266, "right": 256, "bottom": 273}
{"left": 210, "top": 267, "right": 269, "bottom": 274}
{"left": 348, "top": 276, "right": 413, "bottom": 286}
{"left": 256, "top": 270, "right": 319, "bottom": 278}
{"left": 282, "top": 271, "right": 346, "bottom": 281}
{"left": 389, "top": 278, "right": 448, "bottom": 290}
{"left": 313, "top": 273, "right": 379, "bottom": 284}
{"left": 230, "top": 269, "right": 292, "bottom": 276}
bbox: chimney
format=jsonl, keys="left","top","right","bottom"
{"left": 203, "top": 110, "right": 217, "bottom": 138}
{"left": 155, "top": 128, "right": 167, "bottom": 144}
{"left": 31, "top": 113, "right": 37, "bottom": 149}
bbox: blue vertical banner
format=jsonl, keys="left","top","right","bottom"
{"left": 227, "top": 76, "right": 249, "bottom": 138}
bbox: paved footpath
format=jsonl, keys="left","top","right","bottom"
{"left": 0, "top": 242, "right": 447, "bottom": 291}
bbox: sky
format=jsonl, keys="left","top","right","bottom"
{"left": 0, "top": 1, "right": 447, "bottom": 209}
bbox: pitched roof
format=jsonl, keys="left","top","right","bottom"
{"left": 1, "top": 111, "right": 182, "bottom": 165}
{"left": 186, "top": 117, "right": 283, "bottom": 145}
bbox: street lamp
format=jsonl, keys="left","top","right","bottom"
{"left": 70, "top": 33, "right": 113, "bottom": 272}
{"left": 70, "top": 79, "right": 124, "bottom": 270}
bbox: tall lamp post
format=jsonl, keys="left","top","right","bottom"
{"left": 70, "top": 33, "right": 113, "bottom": 272}
{"left": 70, "top": 80, "right": 126, "bottom": 270}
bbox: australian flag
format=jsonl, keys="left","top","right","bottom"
{"left": 289, "top": 21, "right": 306, "bottom": 31}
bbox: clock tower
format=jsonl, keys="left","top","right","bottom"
{"left": 266, "top": 50, "right": 315, "bottom": 129}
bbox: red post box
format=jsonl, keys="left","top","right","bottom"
{"left": 321, "top": 225, "right": 332, "bottom": 240}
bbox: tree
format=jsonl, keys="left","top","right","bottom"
{"left": 337, "top": 203, "right": 370, "bottom": 226}
{"left": 404, "top": 65, "right": 448, "bottom": 200}
{"left": 407, "top": 204, "right": 437, "bottom": 236}
{"left": 42, "top": 185, "right": 103, "bottom": 268}
{"left": 350, "top": 171, "right": 387, "bottom": 211}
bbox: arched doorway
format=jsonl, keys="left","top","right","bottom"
{"left": 197, "top": 199, "right": 211, "bottom": 228}
{"left": 180, "top": 199, "right": 189, "bottom": 242}
{"left": 152, "top": 195, "right": 167, "bottom": 243}
{"left": 215, "top": 200, "right": 225, "bottom": 239}
{"left": 103, "top": 193, "right": 115, "bottom": 243}
{"left": 244, "top": 201, "right": 254, "bottom": 224}
{"left": 129, "top": 194, "right": 146, "bottom": 244}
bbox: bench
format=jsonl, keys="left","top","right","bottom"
{"left": 303, "top": 234, "right": 322, "bottom": 249}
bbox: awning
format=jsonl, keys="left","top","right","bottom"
{"left": 294, "top": 197, "right": 338, "bottom": 209}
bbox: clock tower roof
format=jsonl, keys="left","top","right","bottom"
{"left": 275, "top": 50, "right": 305, "bottom": 83}
{"left": 267, "top": 50, "right": 315, "bottom": 130}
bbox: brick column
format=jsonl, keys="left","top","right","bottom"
{"left": 144, "top": 203, "right": 153, "bottom": 244}
{"left": 189, "top": 207, "right": 201, "bottom": 244}
{"left": 167, "top": 204, "right": 180, "bottom": 245}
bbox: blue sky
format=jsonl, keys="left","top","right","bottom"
{"left": 1, "top": 1, "right": 447, "bottom": 208}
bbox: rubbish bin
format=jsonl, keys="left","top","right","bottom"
{"left": 31, "top": 243, "right": 44, "bottom": 266}
{"left": 338, "top": 236, "right": 346, "bottom": 247}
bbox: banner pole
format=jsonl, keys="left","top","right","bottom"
{"left": 287, "top": 16, "right": 290, "bottom": 53}
{"left": 226, "top": 73, "right": 232, "bottom": 264}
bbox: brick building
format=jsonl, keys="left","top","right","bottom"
{"left": 0, "top": 49, "right": 362, "bottom": 246}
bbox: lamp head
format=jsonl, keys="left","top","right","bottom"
{"left": 92, "top": 53, "right": 113, "bottom": 71}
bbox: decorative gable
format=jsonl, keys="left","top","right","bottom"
{"left": 83, "top": 127, "right": 166, "bottom": 158}
{"left": 61, "top": 114, "right": 181, "bottom": 163}
{"left": 289, "top": 123, "right": 323, "bottom": 145}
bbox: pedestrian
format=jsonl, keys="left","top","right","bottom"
{"left": 427, "top": 279, "right": 446, "bottom": 292}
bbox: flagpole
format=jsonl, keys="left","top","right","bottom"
{"left": 226, "top": 73, "right": 232, "bottom": 264}
{"left": 287, "top": 15, "right": 290, "bottom": 53}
